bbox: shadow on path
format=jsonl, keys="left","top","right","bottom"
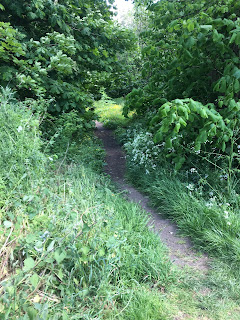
{"left": 95, "top": 121, "right": 209, "bottom": 271}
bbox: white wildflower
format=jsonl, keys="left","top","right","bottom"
{"left": 34, "top": 246, "right": 43, "bottom": 252}
{"left": 206, "top": 202, "right": 213, "bottom": 208}
{"left": 40, "top": 231, "right": 49, "bottom": 239}
{"left": 17, "top": 125, "right": 23, "bottom": 132}
{"left": 220, "top": 174, "right": 228, "bottom": 181}
{"left": 186, "top": 183, "right": 195, "bottom": 191}
{"left": 224, "top": 210, "right": 229, "bottom": 219}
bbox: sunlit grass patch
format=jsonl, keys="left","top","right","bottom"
{"left": 94, "top": 94, "right": 134, "bottom": 129}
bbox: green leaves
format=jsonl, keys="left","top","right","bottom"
{"left": 187, "top": 19, "right": 195, "bottom": 32}
{"left": 213, "top": 29, "right": 224, "bottom": 42}
{"left": 3, "top": 221, "right": 13, "bottom": 229}
{"left": 23, "top": 257, "right": 35, "bottom": 272}
{"left": 151, "top": 97, "right": 234, "bottom": 170}
{"left": 54, "top": 249, "right": 67, "bottom": 264}
{"left": 0, "top": 0, "right": 132, "bottom": 115}
{"left": 125, "top": 0, "right": 240, "bottom": 123}
{"left": 30, "top": 273, "right": 39, "bottom": 288}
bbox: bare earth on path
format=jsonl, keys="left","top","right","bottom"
{"left": 95, "top": 121, "right": 209, "bottom": 271}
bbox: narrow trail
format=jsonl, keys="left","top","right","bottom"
{"left": 95, "top": 121, "right": 209, "bottom": 271}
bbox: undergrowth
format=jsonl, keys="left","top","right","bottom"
{"left": 0, "top": 88, "right": 174, "bottom": 319}
{"left": 2, "top": 87, "right": 240, "bottom": 319}
{"left": 92, "top": 96, "right": 240, "bottom": 318}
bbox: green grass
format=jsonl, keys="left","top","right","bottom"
{"left": 124, "top": 167, "right": 240, "bottom": 271}
{"left": 1, "top": 162, "right": 176, "bottom": 319}
{"left": 2, "top": 92, "right": 240, "bottom": 319}
{"left": 94, "top": 94, "right": 133, "bottom": 129}
{"left": 92, "top": 100, "right": 240, "bottom": 319}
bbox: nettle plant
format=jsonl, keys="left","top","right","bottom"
{"left": 150, "top": 98, "right": 240, "bottom": 170}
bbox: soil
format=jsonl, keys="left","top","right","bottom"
{"left": 95, "top": 121, "right": 209, "bottom": 271}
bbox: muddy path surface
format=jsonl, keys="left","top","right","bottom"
{"left": 95, "top": 121, "right": 209, "bottom": 271}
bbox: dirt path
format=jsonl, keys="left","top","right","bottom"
{"left": 95, "top": 122, "right": 209, "bottom": 271}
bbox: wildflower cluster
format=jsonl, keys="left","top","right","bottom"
{"left": 123, "top": 130, "right": 162, "bottom": 174}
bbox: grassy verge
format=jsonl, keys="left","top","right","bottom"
{"left": 1, "top": 89, "right": 174, "bottom": 319}
{"left": 1, "top": 163, "right": 176, "bottom": 319}
{"left": 112, "top": 116, "right": 240, "bottom": 272}
{"left": 1, "top": 89, "right": 240, "bottom": 319}
{"left": 94, "top": 100, "right": 240, "bottom": 319}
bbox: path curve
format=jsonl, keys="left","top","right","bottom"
{"left": 95, "top": 121, "right": 209, "bottom": 271}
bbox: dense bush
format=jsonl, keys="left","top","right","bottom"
{"left": 124, "top": 0, "right": 240, "bottom": 173}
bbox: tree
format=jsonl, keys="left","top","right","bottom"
{"left": 0, "top": 0, "right": 133, "bottom": 114}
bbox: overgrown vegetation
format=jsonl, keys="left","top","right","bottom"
{"left": 115, "top": 118, "right": 240, "bottom": 271}
{"left": 0, "top": 0, "right": 137, "bottom": 120}
{"left": 2, "top": 0, "right": 240, "bottom": 318}
{"left": 0, "top": 88, "right": 174, "bottom": 319}
{"left": 108, "top": 0, "right": 240, "bottom": 271}
{"left": 125, "top": 0, "right": 240, "bottom": 172}
{"left": 94, "top": 93, "right": 240, "bottom": 320}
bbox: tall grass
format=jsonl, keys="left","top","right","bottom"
{"left": 0, "top": 164, "right": 174, "bottom": 319}
{"left": 115, "top": 118, "right": 240, "bottom": 272}
{"left": 0, "top": 89, "right": 173, "bottom": 319}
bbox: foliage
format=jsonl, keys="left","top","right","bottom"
{"left": 0, "top": 0, "right": 135, "bottom": 117}
{"left": 124, "top": 0, "right": 240, "bottom": 172}
{"left": 0, "top": 88, "right": 174, "bottom": 318}
{"left": 128, "top": 0, "right": 240, "bottom": 108}
{"left": 43, "top": 110, "right": 96, "bottom": 157}
{"left": 123, "top": 129, "right": 161, "bottom": 174}
{"left": 2, "top": 86, "right": 240, "bottom": 320}
{"left": 114, "top": 118, "right": 240, "bottom": 273}
{"left": 150, "top": 98, "right": 240, "bottom": 171}
{"left": 0, "top": 21, "right": 24, "bottom": 87}
{"left": 95, "top": 100, "right": 240, "bottom": 319}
